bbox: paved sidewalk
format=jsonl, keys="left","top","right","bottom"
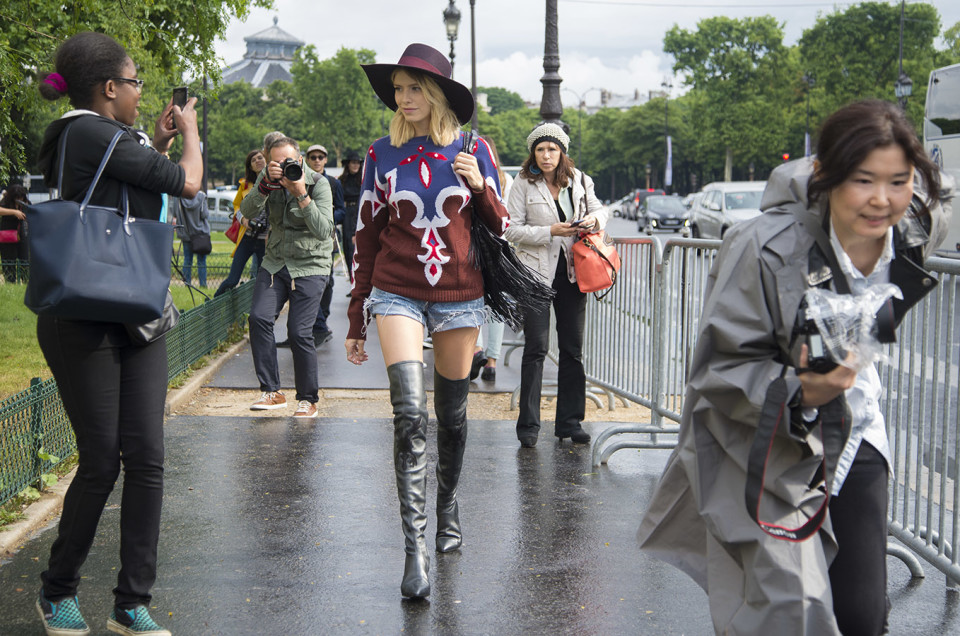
{"left": 2, "top": 279, "right": 959, "bottom": 634}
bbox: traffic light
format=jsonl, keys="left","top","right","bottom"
{"left": 781, "top": 153, "right": 790, "bottom": 162}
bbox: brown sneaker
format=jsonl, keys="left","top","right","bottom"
{"left": 293, "top": 400, "right": 318, "bottom": 418}
{"left": 251, "top": 391, "right": 286, "bottom": 410}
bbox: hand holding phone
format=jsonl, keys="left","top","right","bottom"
{"left": 569, "top": 219, "right": 584, "bottom": 227}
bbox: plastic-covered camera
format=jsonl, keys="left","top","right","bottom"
{"left": 280, "top": 158, "right": 302, "bottom": 181}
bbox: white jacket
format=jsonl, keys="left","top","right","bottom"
{"left": 504, "top": 169, "right": 607, "bottom": 284}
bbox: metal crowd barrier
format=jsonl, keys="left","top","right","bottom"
{"left": 589, "top": 237, "right": 960, "bottom": 589}
{"left": 0, "top": 280, "right": 254, "bottom": 507}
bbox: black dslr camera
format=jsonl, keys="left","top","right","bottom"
{"left": 798, "top": 319, "right": 842, "bottom": 374}
{"left": 247, "top": 216, "right": 268, "bottom": 236}
{"left": 280, "top": 158, "right": 303, "bottom": 181}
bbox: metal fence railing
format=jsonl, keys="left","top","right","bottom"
{"left": 588, "top": 237, "right": 960, "bottom": 590}
{"left": 0, "top": 279, "right": 254, "bottom": 506}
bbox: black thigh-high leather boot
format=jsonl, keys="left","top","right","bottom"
{"left": 434, "top": 369, "right": 470, "bottom": 553}
{"left": 388, "top": 361, "right": 430, "bottom": 598}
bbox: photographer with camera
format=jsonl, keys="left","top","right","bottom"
{"left": 638, "top": 100, "right": 953, "bottom": 635}
{"left": 241, "top": 136, "right": 334, "bottom": 418}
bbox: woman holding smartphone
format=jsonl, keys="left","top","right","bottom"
{"left": 504, "top": 123, "right": 607, "bottom": 448}
{"left": 345, "top": 43, "right": 508, "bottom": 599}
{"left": 33, "top": 31, "right": 201, "bottom": 636}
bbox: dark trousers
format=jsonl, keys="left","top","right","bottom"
{"left": 214, "top": 235, "right": 265, "bottom": 297}
{"left": 517, "top": 251, "right": 586, "bottom": 437}
{"left": 829, "top": 442, "right": 889, "bottom": 636}
{"left": 313, "top": 270, "right": 334, "bottom": 332}
{"left": 37, "top": 316, "right": 167, "bottom": 609}
{"left": 248, "top": 266, "right": 328, "bottom": 402}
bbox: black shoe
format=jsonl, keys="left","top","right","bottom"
{"left": 276, "top": 338, "right": 291, "bottom": 348}
{"left": 519, "top": 435, "right": 538, "bottom": 448}
{"left": 469, "top": 350, "right": 487, "bottom": 381}
{"left": 555, "top": 424, "right": 591, "bottom": 444}
{"left": 480, "top": 366, "right": 496, "bottom": 381}
{"left": 313, "top": 329, "right": 333, "bottom": 345}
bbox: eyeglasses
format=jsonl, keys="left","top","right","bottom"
{"left": 111, "top": 77, "right": 144, "bottom": 93}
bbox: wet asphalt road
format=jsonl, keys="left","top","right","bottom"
{"left": 3, "top": 263, "right": 960, "bottom": 634}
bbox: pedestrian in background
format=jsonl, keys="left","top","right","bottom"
{"left": 345, "top": 43, "right": 509, "bottom": 599}
{"left": 638, "top": 100, "right": 952, "bottom": 635}
{"left": 305, "top": 143, "right": 344, "bottom": 345}
{"left": 214, "top": 149, "right": 268, "bottom": 297}
{"left": 242, "top": 136, "right": 334, "bottom": 418}
{"left": 339, "top": 148, "right": 363, "bottom": 287}
{"left": 172, "top": 190, "right": 210, "bottom": 287}
{"left": 505, "top": 123, "right": 608, "bottom": 448}
{"left": 32, "top": 30, "right": 201, "bottom": 636}
{"left": 0, "top": 184, "right": 29, "bottom": 282}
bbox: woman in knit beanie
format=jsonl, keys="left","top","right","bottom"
{"left": 345, "top": 43, "right": 510, "bottom": 599}
{"left": 504, "top": 122, "right": 609, "bottom": 448}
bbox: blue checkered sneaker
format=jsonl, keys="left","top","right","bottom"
{"left": 107, "top": 606, "right": 171, "bottom": 636}
{"left": 36, "top": 591, "right": 90, "bottom": 635}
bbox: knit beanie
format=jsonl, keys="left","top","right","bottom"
{"left": 526, "top": 123, "right": 570, "bottom": 154}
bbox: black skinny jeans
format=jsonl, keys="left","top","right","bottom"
{"left": 517, "top": 251, "right": 587, "bottom": 437}
{"left": 829, "top": 442, "right": 890, "bottom": 636}
{"left": 37, "top": 316, "right": 167, "bottom": 609}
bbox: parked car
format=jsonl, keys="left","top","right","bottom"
{"left": 640, "top": 195, "right": 690, "bottom": 234}
{"left": 607, "top": 193, "right": 633, "bottom": 218}
{"left": 689, "top": 181, "right": 767, "bottom": 239}
{"left": 628, "top": 188, "right": 665, "bottom": 220}
{"left": 205, "top": 189, "right": 238, "bottom": 233}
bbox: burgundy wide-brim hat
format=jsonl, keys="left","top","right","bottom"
{"left": 362, "top": 43, "right": 475, "bottom": 126}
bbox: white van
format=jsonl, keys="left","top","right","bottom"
{"left": 205, "top": 189, "right": 238, "bottom": 233}
{"left": 689, "top": 181, "right": 767, "bottom": 239}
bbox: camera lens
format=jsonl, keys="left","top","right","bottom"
{"left": 281, "top": 158, "right": 302, "bottom": 181}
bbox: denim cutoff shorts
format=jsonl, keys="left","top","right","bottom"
{"left": 363, "top": 287, "right": 486, "bottom": 335}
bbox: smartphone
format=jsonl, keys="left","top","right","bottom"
{"left": 569, "top": 219, "right": 584, "bottom": 227}
{"left": 171, "top": 87, "right": 188, "bottom": 130}
{"left": 172, "top": 87, "right": 188, "bottom": 110}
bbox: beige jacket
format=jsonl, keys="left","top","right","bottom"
{"left": 504, "top": 169, "right": 607, "bottom": 284}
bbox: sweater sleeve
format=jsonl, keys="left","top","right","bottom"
{"left": 347, "top": 145, "right": 389, "bottom": 341}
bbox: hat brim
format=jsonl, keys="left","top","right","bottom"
{"left": 362, "top": 63, "right": 475, "bottom": 126}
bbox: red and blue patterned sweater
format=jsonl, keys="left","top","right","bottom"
{"left": 347, "top": 132, "right": 510, "bottom": 340}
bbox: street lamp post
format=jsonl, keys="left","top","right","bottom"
{"left": 645, "top": 163, "right": 652, "bottom": 190}
{"left": 562, "top": 87, "right": 600, "bottom": 166}
{"left": 442, "top": 1, "right": 461, "bottom": 77}
{"left": 802, "top": 73, "right": 814, "bottom": 157}
{"left": 661, "top": 79, "right": 673, "bottom": 193}
{"left": 469, "top": 0, "right": 478, "bottom": 132}
{"left": 895, "top": 0, "right": 913, "bottom": 110}
{"left": 539, "top": 0, "right": 565, "bottom": 127}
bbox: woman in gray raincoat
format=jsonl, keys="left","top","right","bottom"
{"left": 637, "top": 100, "right": 952, "bottom": 635}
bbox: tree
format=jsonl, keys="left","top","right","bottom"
{"left": 799, "top": 2, "right": 941, "bottom": 123}
{"left": 293, "top": 46, "right": 382, "bottom": 163}
{"left": 942, "top": 21, "right": 960, "bottom": 66}
{"left": 478, "top": 86, "right": 525, "bottom": 116}
{"left": 0, "top": 0, "right": 270, "bottom": 182}
{"left": 204, "top": 81, "right": 271, "bottom": 186}
{"left": 664, "top": 15, "right": 791, "bottom": 180}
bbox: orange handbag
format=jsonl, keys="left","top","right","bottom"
{"left": 224, "top": 216, "right": 241, "bottom": 243}
{"left": 572, "top": 231, "right": 621, "bottom": 298}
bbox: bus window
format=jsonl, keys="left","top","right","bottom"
{"left": 926, "top": 64, "right": 960, "bottom": 138}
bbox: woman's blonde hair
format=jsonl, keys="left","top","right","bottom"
{"left": 389, "top": 69, "right": 461, "bottom": 148}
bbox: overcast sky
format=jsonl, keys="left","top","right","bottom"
{"left": 213, "top": 0, "right": 960, "bottom": 106}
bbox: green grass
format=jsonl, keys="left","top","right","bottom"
{"left": 0, "top": 285, "right": 50, "bottom": 397}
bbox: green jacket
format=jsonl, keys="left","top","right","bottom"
{"left": 240, "top": 167, "right": 334, "bottom": 278}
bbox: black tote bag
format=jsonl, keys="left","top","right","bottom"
{"left": 24, "top": 122, "right": 174, "bottom": 324}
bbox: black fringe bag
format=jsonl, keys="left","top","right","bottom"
{"left": 468, "top": 215, "right": 555, "bottom": 333}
